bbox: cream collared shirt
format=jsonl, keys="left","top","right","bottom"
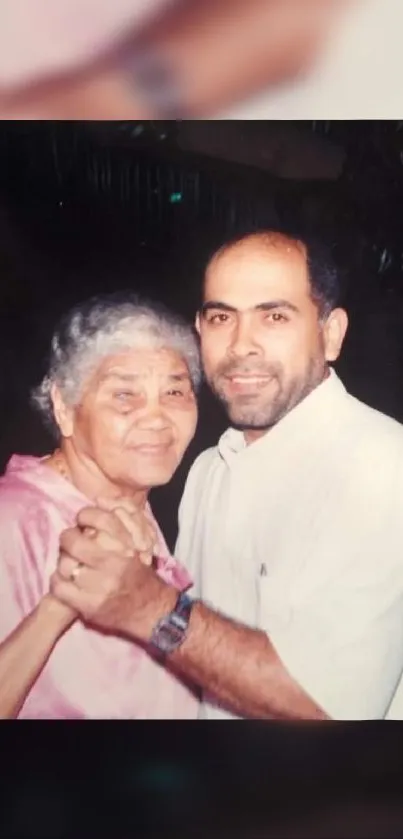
{"left": 175, "top": 371, "right": 403, "bottom": 719}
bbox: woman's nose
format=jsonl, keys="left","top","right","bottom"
{"left": 135, "top": 405, "right": 170, "bottom": 430}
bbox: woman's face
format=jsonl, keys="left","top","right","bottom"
{"left": 56, "top": 346, "right": 198, "bottom": 492}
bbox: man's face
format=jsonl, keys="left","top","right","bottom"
{"left": 197, "top": 238, "right": 347, "bottom": 441}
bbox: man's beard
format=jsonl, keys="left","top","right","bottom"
{"left": 207, "top": 355, "right": 327, "bottom": 432}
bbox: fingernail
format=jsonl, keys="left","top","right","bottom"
{"left": 83, "top": 527, "right": 97, "bottom": 538}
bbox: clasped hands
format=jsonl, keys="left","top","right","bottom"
{"left": 49, "top": 499, "right": 175, "bottom": 642}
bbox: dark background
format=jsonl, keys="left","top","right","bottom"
{"left": 1, "top": 120, "right": 403, "bottom": 838}
{"left": 2, "top": 119, "right": 403, "bottom": 547}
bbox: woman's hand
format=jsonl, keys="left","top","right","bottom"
{"left": 50, "top": 506, "right": 175, "bottom": 640}
{"left": 39, "top": 592, "right": 78, "bottom": 631}
{"left": 94, "top": 497, "right": 159, "bottom": 566}
{"left": 0, "top": 593, "right": 77, "bottom": 718}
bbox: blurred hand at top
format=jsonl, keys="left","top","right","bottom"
{"left": 0, "top": 0, "right": 348, "bottom": 119}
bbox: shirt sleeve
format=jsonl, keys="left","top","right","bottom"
{"left": 0, "top": 499, "right": 50, "bottom": 640}
{"left": 264, "top": 551, "right": 403, "bottom": 720}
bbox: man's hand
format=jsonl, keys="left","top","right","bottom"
{"left": 49, "top": 506, "right": 175, "bottom": 641}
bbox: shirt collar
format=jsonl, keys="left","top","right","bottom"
{"left": 217, "top": 368, "right": 347, "bottom": 465}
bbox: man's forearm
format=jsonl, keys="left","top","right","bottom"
{"left": 53, "top": 508, "right": 328, "bottom": 720}
{"left": 169, "top": 600, "right": 328, "bottom": 720}
{"left": 123, "top": 580, "right": 328, "bottom": 719}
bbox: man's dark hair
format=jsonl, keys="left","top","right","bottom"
{"left": 300, "top": 233, "right": 341, "bottom": 318}
{"left": 205, "top": 230, "right": 342, "bottom": 319}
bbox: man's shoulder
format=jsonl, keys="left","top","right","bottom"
{"left": 185, "top": 444, "right": 221, "bottom": 484}
{"left": 179, "top": 443, "right": 224, "bottom": 509}
{"left": 345, "top": 391, "right": 403, "bottom": 449}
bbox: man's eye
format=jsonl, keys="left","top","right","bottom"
{"left": 208, "top": 313, "right": 229, "bottom": 324}
{"left": 265, "top": 312, "right": 287, "bottom": 323}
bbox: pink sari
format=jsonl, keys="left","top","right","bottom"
{"left": 0, "top": 455, "right": 198, "bottom": 719}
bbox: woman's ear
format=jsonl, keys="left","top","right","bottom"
{"left": 50, "top": 384, "right": 74, "bottom": 438}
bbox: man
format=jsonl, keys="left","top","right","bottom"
{"left": 51, "top": 231, "right": 403, "bottom": 719}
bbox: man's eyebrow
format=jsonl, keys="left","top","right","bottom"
{"left": 200, "top": 301, "right": 237, "bottom": 315}
{"left": 255, "top": 300, "right": 300, "bottom": 314}
{"left": 200, "top": 300, "right": 299, "bottom": 315}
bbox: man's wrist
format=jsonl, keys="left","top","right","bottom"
{"left": 149, "top": 590, "right": 195, "bottom": 658}
{"left": 127, "top": 575, "right": 177, "bottom": 644}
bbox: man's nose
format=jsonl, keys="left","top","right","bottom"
{"left": 229, "top": 317, "right": 262, "bottom": 357}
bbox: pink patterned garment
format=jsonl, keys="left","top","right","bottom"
{"left": 0, "top": 455, "right": 199, "bottom": 719}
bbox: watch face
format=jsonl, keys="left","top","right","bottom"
{"left": 151, "top": 593, "right": 193, "bottom": 654}
{"left": 153, "top": 620, "right": 184, "bottom": 654}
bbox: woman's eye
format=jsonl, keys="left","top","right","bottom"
{"left": 113, "top": 391, "right": 136, "bottom": 400}
{"left": 167, "top": 389, "right": 185, "bottom": 398}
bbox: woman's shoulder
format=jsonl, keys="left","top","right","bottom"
{"left": 0, "top": 457, "right": 63, "bottom": 612}
{"left": 0, "top": 455, "right": 48, "bottom": 515}
{"left": 0, "top": 454, "right": 68, "bottom": 539}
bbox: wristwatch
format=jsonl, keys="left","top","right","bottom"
{"left": 150, "top": 591, "right": 194, "bottom": 657}
{"left": 123, "top": 48, "right": 187, "bottom": 118}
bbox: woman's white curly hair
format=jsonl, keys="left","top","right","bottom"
{"left": 32, "top": 292, "right": 201, "bottom": 438}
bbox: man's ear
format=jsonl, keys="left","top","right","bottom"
{"left": 50, "top": 384, "right": 74, "bottom": 438}
{"left": 195, "top": 311, "right": 201, "bottom": 335}
{"left": 323, "top": 308, "right": 348, "bottom": 363}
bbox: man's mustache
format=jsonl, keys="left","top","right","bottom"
{"left": 216, "top": 363, "right": 279, "bottom": 378}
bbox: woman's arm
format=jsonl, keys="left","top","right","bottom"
{"left": 0, "top": 595, "right": 76, "bottom": 719}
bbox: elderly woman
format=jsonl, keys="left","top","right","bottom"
{"left": 0, "top": 292, "right": 200, "bottom": 718}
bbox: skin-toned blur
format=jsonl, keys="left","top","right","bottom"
{"left": 196, "top": 235, "right": 348, "bottom": 442}
{"left": 51, "top": 347, "right": 198, "bottom": 504}
{"left": 0, "top": 0, "right": 350, "bottom": 118}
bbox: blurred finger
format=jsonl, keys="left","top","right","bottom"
{"left": 96, "top": 498, "right": 158, "bottom": 553}
{"left": 60, "top": 526, "right": 133, "bottom": 568}
{"left": 96, "top": 495, "right": 139, "bottom": 515}
{"left": 76, "top": 507, "right": 135, "bottom": 549}
{"left": 112, "top": 507, "right": 158, "bottom": 553}
{"left": 57, "top": 553, "right": 92, "bottom": 586}
{"left": 49, "top": 571, "right": 88, "bottom": 612}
